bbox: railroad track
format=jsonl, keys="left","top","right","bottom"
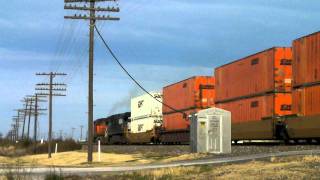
{"left": 1, "top": 149, "right": 320, "bottom": 176}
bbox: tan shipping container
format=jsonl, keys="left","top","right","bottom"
{"left": 292, "top": 85, "right": 320, "bottom": 116}
{"left": 215, "top": 47, "right": 292, "bottom": 102}
{"left": 292, "top": 31, "right": 320, "bottom": 86}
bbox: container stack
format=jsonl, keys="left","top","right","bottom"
{"left": 215, "top": 47, "right": 293, "bottom": 124}
{"left": 292, "top": 32, "right": 320, "bottom": 116}
{"left": 128, "top": 92, "right": 163, "bottom": 143}
{"left": 161, "top": 76, "right": 215, "bottom": 143}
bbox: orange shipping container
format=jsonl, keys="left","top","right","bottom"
{"left": 163, "top": 76, "right": 215, "bottom": 131}
{"left": 163, "top": 76, "right": 215, "bottom": 113}
{"left": 216, "top": 93, "right": 292, "bottom": 124}
{"left": 292, "top": 85, "right": 320, "bottom": 116}
{"left": 163, "top": 109, "right": 200, "bottom": 131}
{"left": 215, "top": 47, "right": 292, "bottom": 102}
{"left": 292, "top": 31, "right": 320, "bottom": 86}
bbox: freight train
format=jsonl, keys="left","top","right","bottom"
{"left": 94, "top": 31, "right": 320, "bottom": 144}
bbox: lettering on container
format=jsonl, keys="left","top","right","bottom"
{"left": 281, "top": 104, "right": 292, "bottom": 111}
{"left": 280, "top": 59, "right": 292, "bottom": 65}
{"left": 138, "top": 124, "right": 144, "bottom": 132}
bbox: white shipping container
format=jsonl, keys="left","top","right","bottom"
{"left": 130, "top": 92, "right": 163, "bottom": 133}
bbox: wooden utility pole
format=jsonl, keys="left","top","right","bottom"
{"left": 64, "top": 0, "right": 120, "bottom": 163}
{"left": 13, "top": 109, "right": 25, "bottom": 141}
{"left": 59, "top": 130, "right": 63, "bottom": 140}
{"left": 20, "top": 98, "right": 30, "bottom": 140}
{"left": 36, "top": 72, "right": 67, "bottom": 158}
{"left": 80, "top": 125, "right": 83, "bottom": 141}
{"left": 12, "top": 117, "right": 19, "bottom": 142}
{"left": 71, "top": 127, "right": 76, "bottom": 140}
{"left": 26, "top": 98, "right": 35, "bottom": 140}
{"left": 26, "top": 94, "right": 47, "bottom": 153}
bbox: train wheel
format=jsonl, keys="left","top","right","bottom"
{"left": 280, "top": 130, "right": 290, "bottom": 144}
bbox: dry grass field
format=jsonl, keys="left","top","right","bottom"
{"left": 88, "top": 155, "right": 320, "bottom": 180}
{"left": 0, "top": 154, "right": 320, "bottom": 179}
{"left": 0, "top": 151, "right": 207, "bottom": 167}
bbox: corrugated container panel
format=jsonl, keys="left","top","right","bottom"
{"left": 293, "top": 31, "right": 320, "bottom": 86}
{"left": 163, "top": 109, "right": 200, "bottom": 131}
{"left": 292, "top": 85, "right": 320, "bottom": 116}
{"left": 162, "top": 76, "right": 215, "bottom": 114}
{"left": 216, "top": 93, "right": 292, "bottom": 124}
{"left": 215, "top": 47, "right": 292, "bottom": 102}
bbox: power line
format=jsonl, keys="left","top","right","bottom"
{"left": 94, "top": 25, "right": 187, "bottom": 117}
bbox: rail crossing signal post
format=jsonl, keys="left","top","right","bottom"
{"left": 64, "top": 0, "right": 120, "bottom": 163}
{"left": 36, "top": 72, "right": 67, "bottom": 158}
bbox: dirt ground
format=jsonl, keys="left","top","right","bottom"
{"left": 0, "top": 151, "right": 207, "bottom": 167}
{"left": 68, "top": 155, "right": 320, "bottom": 180}
{"left": 1, "top": 144, "right": 320, "bottom": 167}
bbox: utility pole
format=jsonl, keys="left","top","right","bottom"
{"left": 64, "top": 0, "right": 120, "bottom": 163}
{"left": 13, "top": 109, "right": 24, "bottom": 141}
{"left": 71, "top": 127, "right": 76, "bottom": 140}
{"left": 20, "top": 98, "right": 30, "bottom": 140}
{"left": 26, "top": 94, "right": 47, "bottom": 154}
{"left": 27, "top": 98, "right": 35, "bottom": 140}
{"left": 59, "top": 130, "right": 63, "bottom": 140}
{"left": 12, "top": 118, "right": 19, "bottom": 142}
{"left": 36, "top": 72, "right": 67, "bottom": 158}
{"left": 80, "top": 125, "right": 83, "bottom": 141}
{"left": 28, "top": 94, "right": 47, "bottom": 143}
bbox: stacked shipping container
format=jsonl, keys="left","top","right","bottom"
{"left": 215, "top": 47, "right": 293, "bottom": 123}
{"left": 292, "top": 32, "right": 320, "bottom": 116}
{"left": 161, "top": 76, "right": 215, "bottom": 143}
{"left": 128, "top": 92, "right": 163, "bottom": 143}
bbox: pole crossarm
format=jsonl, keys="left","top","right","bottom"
{"left": 36, "top": 83, "right": 66, "bottom": 86}
{"left": 65, "top": 0, "right": 118, "bottom": 3}
{"left": 36, "top": 93, "right": 66, "bottom": 97}
{"left": 36, "top": 73, "right": 67, "bottom": 76}
{"left": 64, "top": 5, "right": 120, "bottom": 12}
{"left": 64, "top": 15, "right": 120, "bottom": 21}
{"left": 36, "top": 88, "right": 67, "bottom": 91}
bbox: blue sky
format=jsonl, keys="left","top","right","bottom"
{"left": 0, "top": 0, "right": 319, "bottom": 138}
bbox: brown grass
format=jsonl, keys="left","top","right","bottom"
{"left": 0, "top": 151, "right": 210, "bottom": 167}
{"left": 112, "top": 155, "right": 320, "bottom": 180}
